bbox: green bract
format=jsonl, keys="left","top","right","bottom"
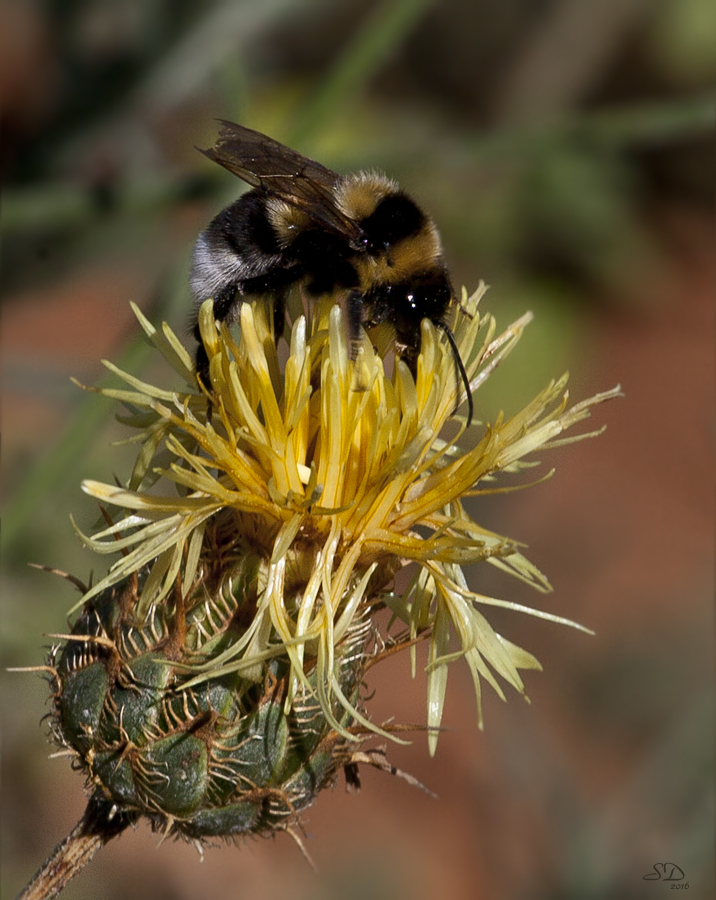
{"left": 51, "top": 557, "right": 371, "bottom": 840}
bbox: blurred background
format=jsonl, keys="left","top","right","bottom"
{"left": 1, "top": 1, "right": 713, "bottom": 898}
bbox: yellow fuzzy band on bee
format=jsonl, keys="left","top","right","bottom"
{"left": 266, "top": 198, "right": 312, "bottom": 245}
{"left": 354, "top": 221, "right": 444, "bottom": 286}
{"left": 336, "top": 172, "right": 399, "bottom": 220}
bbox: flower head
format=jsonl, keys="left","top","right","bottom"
{"left": 75, "top": 286, "right": 619, "bottom": 753}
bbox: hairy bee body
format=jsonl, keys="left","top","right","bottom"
{"left": 190, "top": 122, "right": 471, "bottom": 422}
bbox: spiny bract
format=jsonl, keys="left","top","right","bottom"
{"left": 50, "top": 550, "right": 373, "bottom": 841}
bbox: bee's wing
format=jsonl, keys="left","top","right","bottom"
{"left": 200, "top": 121, "right": 363, "bottom": 241}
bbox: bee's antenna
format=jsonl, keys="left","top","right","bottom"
{"left": 436, "top": 322, "right": 473, "bottom": 428}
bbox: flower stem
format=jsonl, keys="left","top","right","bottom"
{"left": 17, "top": 794, "right": 138, "bottom": 900}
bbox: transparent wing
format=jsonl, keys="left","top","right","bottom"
{"left": 200, "top": 121, "right": 363, "bottom": 241}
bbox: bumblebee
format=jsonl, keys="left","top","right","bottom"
{"left": 190, "top": 121, "right": 472, "bottom": 424}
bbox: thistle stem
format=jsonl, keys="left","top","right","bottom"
{"left": 17, "top": 794, "right": 138, "bottom": 900}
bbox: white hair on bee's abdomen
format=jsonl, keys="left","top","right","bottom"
{"left": 189, "top": 233, "right": 245, "bottom": 303}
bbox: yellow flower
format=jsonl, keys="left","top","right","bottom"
{"left": 75, "top": 285, "right": 619, "bottom": 754}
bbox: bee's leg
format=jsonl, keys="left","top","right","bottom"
{"left": 346, "top": 290, "right": 364, "bottom": 359}
{"left": 193, "top": 341, "right": 215, "bottom": 423}
{"left": 195, "top": 343, "right": 210, "bottom": 391}
{"left": 193, "top": 284, "right": 238, "bottom": 391}
{"left": 271, "top": 290, "right": 288, "bottom": 344}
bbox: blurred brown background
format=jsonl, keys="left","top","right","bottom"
{"left": 2, "top": 1, "right": 713, "bottom": 898}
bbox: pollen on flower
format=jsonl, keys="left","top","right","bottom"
{"left": 71, "top": 284, "right": 619, "bottom": 759}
